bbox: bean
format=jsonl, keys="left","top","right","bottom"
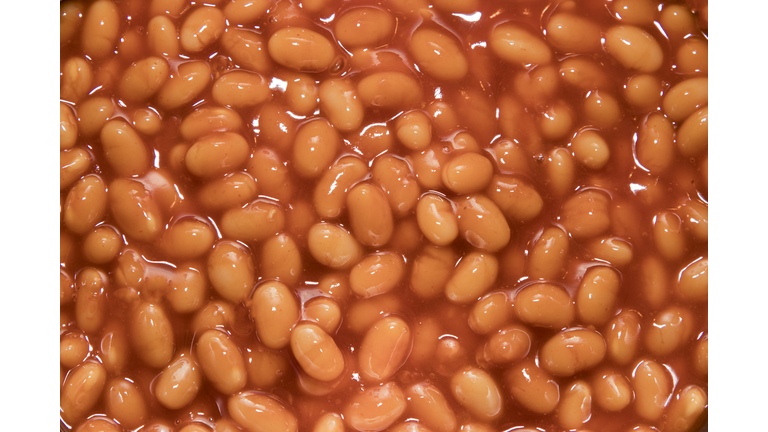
{"left": 81, "top": 1, "right": 119, "bottom": 60}
{"left": 676, "top": 38, "right": 708, "bottom": 74}
{"left": 100, "top": 119, "right": 150, "bottom": 176}
{"left": 640, "top": 255, "right": 668, "bottom": 309}
{"left": 60, "top": 331, "right": 89, "bottom": 369}
{"left": 676, "top": 106, "right": 708, "bottom": 158}
{"left": 677, "top": 256, "right": 708, "bottom": 302}
{"left": 313, "top": 413, "right": 344, "bottom": 432}
{"left": 611, "top": 0, "right": 656, "bottom": 25}
{"left": 653, "top": 211, "right": 686, "bottom": 261}
{"left": 664, "top": 386, "right": 707, "bottom": 432}
{"left": 606, "top": 310, "right": 642, "bottom": 365}
{"left": 221, "top": 199, "right": 285, "bottom": 243}
{"left": 229, "top": 392, "right": 298, "bottom": 432}
{"left": 349, "top": 252, "right": 405, "bottom": 298}
{"left": 60, "top": 57, "right": 93, "bottom": 103}
{"left": 63, "top": 175, "right": 107, "bottom": 235}
{"left": 445, "top": 252, "right": 498, "bottom": 304}
{"left": 346, "top": 292, "right": 403, "bottom": 334}
{"left": 541, "top": 328, "right": 607, "bottom": 376}
{"left": 359, "top": 316, "right": 412, "bottom": 382}
{"left": 347, "top": 183, "right": 394, "bottom": 247}
{"left": 514, "top": 282, "right": 574, "bottom": 329}
{"left": 659, "top": 4, "right": 698, "bottom": 40}
{"left": 268, "top": 27, "right": 335, "bottom": 72}
{"left": 108, "top": 178, "right": 162, "bottom": 242}
{"left": 559, "top": 381, "right": 592, "bottom": 429}
{"left": 131, "top": 302, "right": 174, "bottom": 368}
{"left": 633, "top": 360, "right": 672, "bottom": 421}
{"left": 60, "top": 361, "right": 107, "bottom": 424}
{"left": 402, "top": 383, "right": 456, "bottom": 432}
{"left": 572, "top": 129, "right": 610, "bottom": 169}
{"left": 213, "top": 71, "right": 271, "bottom": 108}
{"left": 181, "top": 106, "right": 243, "bottom": 142}
{"left": 662, "top": 77, "right": 708, "bottom": 122}
{"left": 604, "top": 26, "right": 663, "bottom": 72}
{"left": 60, "top": 269, "right": 75, "bottom": 306}
{"left": 248, "top": 281, "right": 299, "bottom": 350}
{"left": 544, "top": 147, "right": 575, "bottom": 197}
{"left": 166, "top": 266, "right": 207, "bottom": 314}
{"left": 371, "top": 156, "right": 418, "bottom": 217}
{"left": 396, "top": 110, "right": 432, "bottom": 151}
{"left": 104, "top": 377, "right": 148, "bottom": 429}
{"left": 197, "top": 172, "right": 257, "bottom": 212}
{"left": 583, "top": 91, "right": 622, "bottom": 129}
{"left": 156, "top": 61, "right": 212, "bottom": 110}
{"left": 456, "top": 195, "right": 510, "bottom": 252}
{"left": 479, "top": 324, "right": 531, "bottom": 365}
{"left": 318, "top": 78, "right": 364, "bottom": 132}
{"left": 180, "top": 6, "right": 225, "bottom": 53}
{"left": 132, "top": 108, "right": 162, "bottom": 136}
{"left": 291, "top": 322, "right": 345, "bottom": 381}
{"left": 485, "top": 175, "right": 542, "bottom": 223}
{"left": 353, "top": 123, "right": 395, "bottom": 159}
{"left": 335, "top": 7, "right": 394, "bottom": 49}
{"left": 246, "top": 345, "right": 289, "bottom": 388}
{"left": 625, "top": 74, "right": 662, "bottom": 111}
{"left": 207, "top": 241, "right": 255, "bottom": 303}
{"left": 149, "top": 0, "right": 187, "bottom": 17}
{"left": 307, "top": 223, "right": 363, "bottom": 269}
{"left": 311, "top": 156, "right": 366, "bottom": 218}
{"left": 449, "top": 367, "right": 504, "bottom": 420}
{"left": 645, "top": 306, "right": 694, "bottom": 356}
{"left": 468, "top": 292, "right": 512, "bottom": 335}
{"left": 593, "top": 371, "right": 633, "bottom": 412}
{"left": 635, "top": 112, "right": 674, "bottom": 174}
{"left": 60, "top": 103, "right": 79, "bottom": 150}
{"left": 75, "top": 268, "right": 108, "bottom": 334}
{"left": 528, "top": 227, "right": 569, "bottom": 280}
{"left": 410, "top": 245, "right": 457, "bottom": 299}
{"left": 561, "top": 190, "right": 611, "bottom": 240}
{"left": 221, "top": 28, "right": 272, "bottom": 75}
{"left": 357, "top": 72, "right": 423, "bottom": 110}
{"left": 490, "top": 22, "right": 552, "bottom": 65}
{"left": 409, "top": 26, "right": 468, "bottom": 81}
{"left": 258, "top": 233, "right": 301, "bottom": 285}
{"left": 247, "top": 148, "right": 294, "bottom": 202}
{"left": 162, "top": 217, "right": 215, "bottom": 260}
{"left": 693, "top": 337, "right": 708, "bottom": 376}
{"left": 559, "top": 56, "right": 609, "bottom": 90}
{"left": 576, "top": 266, "right": 621, "bottom": 326}
{"left": 304, "top": 297, "right": 342, "bottom": 334}
{"left": 343, "top": 382, "right": 406, "bottom": 431}
{"left": 196, "top": 329, "right": 247, "bottom": 394}
{"left": 99, "top": 323, "right": 129, "bottom": 375}
{"left": 415, "top": 194, "right": 458, "bottom": 247}
{"left": 434, "top": 336, "right": 468, "bottom": 378}
{"left": 441, "top": 152, "right": 493, "bottom": 195}
{"left": 505, "top": 358, "right": 560, "bottom": 414}
{"left": 75, "top": 418, "right": 121, "bottom": 432}
{"left": 118, "top": 56, "right": 169, "bottom": 103}
{"left": 224, "top": 0, "right": 270, "bottom": 25}
{"left": 147, "top": 16, "right": 179, "bottom": 57}
{"left": 293, "top": 119, "right": 340, "bottom": 178}
{"left": 76, "top": 96, "right": 114, "bottom": 138}
{"left": 513, "top": 64, "right": 559, "bottom": 106}
{"left": 60, "top": 1, "right": 84, "bottom": 46}
{"left": 185, "top": 132, "right": 249, "bottom": 178}
{"left": 190, "top": 301, "right": 235, "bottom": 335}
{"left": 280, "top": 72, "right": 317, "bottom": 115}
{"left": 546, "top": 13, "right": 601, "bottom": 53}
{"left": 538, "top": 100, "right": 574, "bottom": 140}
{"left": 408, "top": 143, "right": 449, "bottom": 190}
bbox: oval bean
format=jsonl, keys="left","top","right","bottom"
{"left": 108, "top": 178, "right": 162, "bottom": 242}
{"left": 576, "top": 266, "right": 621, "bottom": 326}
{"left": 662, "top": 77, "right": 708, "bottom": 122}
{"left": 229, "top": 392, "right": 298, "bottom": 432}
{"left": 359, "top": 316, "right": 412, "bottom": 382}
{"left": 514, "top": 282, "right": 574, "bottom": 329}
{"left": 558, "top": 381, "right": 592, "bottom": 429}
{"left": 644, "top": 306, "right": 694, "bottom": 356}
{"left": 293, "top": 119, "right": 340, "bottom": 178}
{"left": 528, "top": 227, "right": 569, "bottom": 280}
{"left": 335, "top": 7, "right": 395, "bottom": 49}
{"left": 451, "top": 367, "right": 503, "bottom": 421}
{"left": 213, "top": 70, "right": 271, "bottom": 108}
{"left": 307, "top": 223, "right": 363, "bottom": 269}
{"left": 540, "top": 328, "right": 607, "bottom": 376}
{"left": 119, "top": 56, "right": 169, "bottom": 102}
{"left": 456, "top": 195, "right": 510, "bottom": 252}
{"left": 546, "top": 13, "right": 601, "bottom": 53}
{"left": 196, "top": 329, "right": 247, "bottom": 394}
{"left": 664, "top": 386, "right": 707, "bottom": 432}
{"left": 490, "top": 22, "right": 552, "bottom": 65}
{"left": 156, "top": 61, "right": 212, "bottom": 110}
{"left": 130, "top": 302, "right": 174, "bottom": 368}
{"left": 61, "top": 57, "right": 93, "bottom": 103}
{"left": 104, "top": 377, "right": 148, "bottom": 429}
{"left": 249, "top": 281, "right": 299, "bottom": 350}
{"left": 350, "top": 252, "right": 405, "bottom": 298}
{"left": 633, "top": 360, "right": 672, "bottom": 421}
{"left": 445, "top": 252, "right": 498, "bottom": 304}
{"left": 154, "top": 354, "right": 202, "bottom": 409}
{"left": 81, "top": 1, "right": 119, "bottom": 60}
{"left": 220, "top": 200, "right": 285, "bottom": 242}
{"left": 606, "top": 310, "right": 642, "bottom": 365}
{"left": 479, "top": 324, "right": 531, "bottom": 365}
{"left": 208, "top": 241, "right": 255, "bottom": 303}
{"left": 344, "top": 382, "right": 406, "bottom": 431}
{"left": 677, "top": 256, "right": 708, "bottom": 302}
{"left": 347, "top": 183, "right": 394, "bottom": 247}
{"left": 75, "top": 268, "right": 108, "bottom": 334}
{"left": 60, "top": 361, "right": 107, "bottom": 424}
{"left": 505, "top": 358, "right": 560, "bottom": 414}
{"left": 186, "top": 132, "right": 250, "bottom": 178}
{"left": 319, "top": 78, "right": 364, "bottom": 132}
{"left": 604, "top": 25, "right": 663, "bottom": 72}
{"left": 63, "top": 175, "right": 107, "bottom": 235}
{"left": 593, "top": 371, "right": 633, "bottom": 412}
{"left": 268, "top": 27, "right": 335, "bottom": 72}
{"left": 676, "top": 106, "right": 708, "bottom": 158}
{"left": 410, "top": 26, "right": 468, "bottom": 81}
{"left": 357, "top": 72, "right": 423, "bottom": 111}
{"left": 180, "top": 6, "right": 226, "bottom": 53}
{"left": 100, "top": 119, "right": 150, "bottom": 177}
{"left": 147, "top": 15, "right": 179, "bottom": 57}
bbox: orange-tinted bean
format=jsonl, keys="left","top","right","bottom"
{"left": 451, "top": 367, "right": 503, "bottom": 421}
{"left": 561, "top": 190, "right": 611, "bottom": 240}
{"left": 293, "top": 119, "right": 340, "bottom": 178}
{"left": 410, "top": 26, "right": 468, "bottom": 81}
{"left": 357, "top": 72, "right": 423, "bottom": 111}
{"left": 558, "top": 381, "right": 593, "bottom": 429}
{"left": 260, "top": 233, "right": 302, "bottom": 286}
{"left": 100, "top": 119, "right": 150, "bottom": 177}
{"left": 291, "top": 323, "right": 345, "bottom": 382}
{"left": 60, "top": 331, "right": 90, "bottom": 369}
{"left": 303, "top": 297, "right": 342, "bottom": 335}
{"left": 653, "top": 211, "right": 686, "bottom": 261}
{"left": 490, "top": 22, "right": 552, "bottom": 66}
{"left": 75, "top": 268, "right": 108, "bottom": 334}
{"left": 247, "top": 148, "right": 294, "bottom": 202}
{"left": 664, "top": 386, "right": 707, "bottom": 432}
{"left": 410, "top": 245, "right": 457, "bottom": 299}
{"left": 604, "top": 25, "right": 663, "bottom": 72}
{"left": 576, "top": 266, "right": 621, "bottom": 326}
{"left": 347, "top": 183, "right": 394, "bottom": 247}
{"left": 81, "top": 1, "right": 119, "bottom": 60}
{"left": 540, "top": 328, "right": 607, "bottom": 376}
{"left": 676, "top": 106, "right": 708, "bottom": 158}
{"left": 228, "top": 392, "right": 298, "bottom": 432}
{"left": 636, "top": 113, "right": 674, "bottom": 174}
{"left": 248, "top": 281, "right": 299, "bottom": 350}
{"left": 198, "top": 172, "right": 258, "bottom": 212}
{"left": 372, "top": 155, "right": 420, "bottom": 217}
{"left": 514, "top": 282, "right": 574, "bottom": 329}
{"left": 405, "top": 383, "right": 457, "bottom": 432}
{"left": 593, "top": 371, "right": 633, "bottom": 412}
{"left": 633, "top": 360, "right": 672, "bottom": 421}
{"left": 644, "top": 306, "right": 694, "bottom": 356}
{"left": 245, "top": 345, "right": 290, "bottom": 388}
{"left": 60, "top": 361, "right": 107, "bottom": 424}
{"left": 544, "top": 147, "right": 575, "bottom": 197}
{"left": 605, "top": 310, "right": 642, "bottom": 365}
{"left": 185, "top": 132, "right": 250, "bottom": 178}
{"left": 213, "top": 70, "right": 271, "bottom": 108}
{"left": 505, "top": 358, "right": 560, "bottom": 414}
{"left": 147, "top": 15, "right": 179, "bottom": 57}
{"left": 130, "top": 302, "right": 174, "bottom": 368}
{"left": 456, "top": 195, "right": 510, "bottom": 252}
{"left": 220, "top": 200, "right": 285, "bottom": 243}
{"left": 343, "top": 382, "right": 407, "bottom": 432}
{"left": 156, "top": 61, "right": 212, "bottom": 110}
{"left": 468, "top": 292, "right": 512, "bottom": 335}
{"left": 486, "top": 175, "right": 543, "bottom": 223}
{"left": 313, "top": 155, "right": 368, "bottom": 219}
{"left": 220, "top": 28, "right": 272, "bottom": 75}
{"left": 479, "top": 324, "right": 531, "bottom": 365}
{"left": 445, "top": 252, "right": 498, "bottom": 304}
{"left": 350, "top": 252, "right": 405, "bottom": 298}
{"left": 441, "top": 152, "right": 494, "bottom": 195}
{"left": 207, "top": 241, "right": 255, "bottom": 303}
{"left": 154, "top": 351, "right": 202, "bottom": 410}
{"left": 196, "top": 329, "right": 247, "bottom": 395}
{"left": 359, "top": 316, "right": 412, "bottom": 382}
{"left": 528, "top": 227, "right": 569, "bottom": 280}
{"left": 268, "top": 27, "right": 335, "bottom": 73}
{"left": 307, "top": 223, "right": 363, "bottom": 270}
{"left": 104, "top": 377, "right": 148, "bottom": 429}
{"left": 63, "top": 175, "right": 107, "bottom": 235}
{"left": 677, "top": 256, "right": 708, "bottom": 302}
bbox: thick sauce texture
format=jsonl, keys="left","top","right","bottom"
{"left": 59, "top": 0, "right": 709, "bottom": 431}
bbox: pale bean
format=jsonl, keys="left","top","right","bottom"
{"left": 372, "top": 155, "right": 420, "bottom": 217}
{"left": 108, "top": 178, "right": 162, "bottom": 242}
{"left": 60, "top": 57, "right": 93, "bottom": 103}
{"left": 132, "top": 108, "right": 162, "bottom": 136}
{"left": 313, "top": 413, "right": 344, "bottom": 432}
{"left": 694, "top": 337, "right": 708, "bottom": 376}
{"left": 99, "top": 323, "right": 129, "bottom": 375}
{"left": 357, "top": 72, "right": 423, "bottom": 110}
{"left": 75, "top": 268, "right": 107, "bottom": 334}
{"left": 653, "top": 211, "right": 686, "bottom": 261}
{"left": 541, "top": 328, "right": 606, "bottom": 376}
{"left": 561, "top": 190, "right": 611, "bottom": 240}
{"left": 149, "top": 0, "right": 187, "bottom": 17}
{"left": 359, "top": 316, "right": 412, "bottom": 382}
{"left": 100, "top": 119, "right": 150, "bottom": 176}
{"left": 662, "top": 77, "right": 708, "bottom": 122}
{"left": 664, "top": 386, "right": 707, "bottom": 432}
{"left": 350, "top": 252, "right": 405, "bottom": 298}
{"left": 572, "top": 129, "right": 610, "bottom": 169}
{"left": 147, "top": 16, "right": 179, "bottom": 57}
{"left": 60, "top": 331, "right": 89, "bottom": 369}
{"left": 441, "top": 152, "right": 493, "bottom": 195}
{"left": 445, "top": 252, "right": 498, "bottom": 304}
{"left": 268, "top": 27, "right": 335, "bottom": 72}
{"left": 659, "top": 4, "right": 698, "bottom": 40}
{"left": 560, "top": 56, "right": 609, "bottom": 90}
{"left": 587, "top": 236, "right": 632, "bottom": 268}
{"left": 213, "top": 71, "right": 271, "bottom": 108}
{"left": 208, "top": 241, "right": 255, "bottom": 303}
{"left": 625, "top": 74, "right": 662, "bottom": 111}
{"left": 514, "top": 282, "right": 574, "bottom": 328}
{"left": 347, "top": 183, "right": 394, "bottom": 247}
{"left": 490, "top": 22, "right": 552, "bottom": 65}
{"left": 479, "top": 324, "right": 531, "bottom": 365}
{"left": 157, "top": 61, "right": 212, "bottom": 110}
{"left": 577, "top": 266, "right": 621, "bottom": 326}
{"left": 318, "top": 78, "right": 364, "bottom": 132}
{"left": 635, "top": 112, "right": 674, "bottom": 174}
{"left": 633, "top": 360, "right": 672, "bottom": 421}
{"left": 185, "top": 132, "right": 249, "bottom": 178}
{"left": 396, "top": 110, "right": 432, "bottom": 151}
{"left": 346, "top": 292, "right": 403, "bottom": 334}
{"left": 181, "top": 106, "right": 243, "bottom": 142}
{"left": 191, "top": 300, "right": 236, "bottom": 335}
{"left": 468, "top": 292, "right": 512, "bottom": 335}
{"left": 583, "top": 91, "right": 622, "bottom": 129}
{"left": 449, "top": 367, "right": 503, "bottom": 420}
{"left": 224, "top": 0, "right": 270, "bottom": 25}
{"left": 546, "top": 13, "right": 601, "bottom": 53}
{"left": 312, "top": 156, "right": 366, "bottom": 218}
{"left": 162, "top": 217, "right": 215, "bottom": 260}
{"left": 282, "top": 73, "right": 318, "bottom": 115}
{"left": 197, "top": 172, "right": 257, "bottom": 212}
{"left": 293, "top": 119, "right": 339, "bottom": 178}
{"left": 513, "top": 64, "right": 559, "bottom": 106}
{"left": 229, "top": 392, "right": 298, "bottom": 432}
{"left": 416, "top": 194, "right": 458, "bottom": 247}
{"left": 131, "top": 302, "right": 174, "bottom": 368}
{"left": 221, "top": 28, "right": 272, "bottom": 75}
{"left": 60, "top": 1, "right": 84, "bottom": 46}
{"left": 81, "top": 1, "right": 119, "bottom": 60}
{"left": 247, "top": 148, "right": 294, "bottom": 201}
{"left": 604, "top": 26, "right": 663, "bottom": 72}
{"left": 404, "top": 383, "right": 457, "bottom": 432}
{"left": 353, "top": 123, "right": 395, "bottom": 159}
{"left": 180, "top": 6, "right": 225, "bottom": 52}
{"left": 75, "top": 417, "right": 121, "bottom": 432}
{"left": 505, "top": 358, "right": 560, "bottom": 414}
{"left": 528, "top": 227, "right": 569, "bottom": 280}
{"left": 559, "top": 381, "right": 592, "bottom": 429}
{"left": 60, "top": 361, "right": 107, "bottom": 424}
{"left": 335, "top": 7, "right": 394, "bottom": 48}
{"left": 408, "top": 143, "right": 449, "bottom": 190}
{"left": 259, "top": 234, "right": 302, "bottom": 285}
{"left": 166, "top": 265, "right": 207, "bottom": 314}
{"left": 485, "top": 175, "right": 542, "bottom": 222}
{"left": 410, "top": 245, "right": 457, "bottom": 299}
{"left": 304, "top": 297, "right": 342, "bottom": 334}
{"left": 118, "top": 56, "right": 169, "bottom": 102}
{"left": 246, "top": 345, "right": 289, "bottom": 388}
{"left": 456, "top": 195, "right": 510, "bottom": 252}
{"left": 196, "top": 329, "right": 247, "bottom": 394}
{"left": 677, "top": 256, "right": 708, "bottom": 302}
{"left": 76, "top": 96, "right": 114, "bottom": 137}
{"left": 248, "top": 281, "right": 299, "bottom": 350}
{"left": 539, "top": 100, "right": 574, "bottom": 140}
{"left": 307, "top": 223, "right": 363, "bottom": 269}
{"left": 344, "top": 382, "right": 406, "bottom": 431}
{"left": 221, "top": 200, "right": 285, "bottom": 242}
{"left": 104, "top": 377, "right": 148, "bottom": 429}
{"left": 606, "top": 310, "right": 642, "bottom": 365}
{"left": 676, "top": 38, "right": 708, "bottom": 74}
{"left": 645, "top": 306, "right": 694, "bottom": 356}
{"left": 291, "top": 323, "right": 345, "bottom": 381}
{"left": 593, "top": 371, "right": 633, "bottom": 412}
{"left": 544, "top": 147, "right": 575, "bottom": 196}
{"left": 410, "top": 26, "right": 468, "bottom": 81}
{"left": 60, "top": 102, "right": 78, "bottom": 150}
{"left": 611, "top": 0, "right": 656, "bottom": 25}
{"left": 677, "top": 106, "right": 708, "bottom": 158}
{"left": 63, "top": 175, "right": 107, "bottom": 235}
